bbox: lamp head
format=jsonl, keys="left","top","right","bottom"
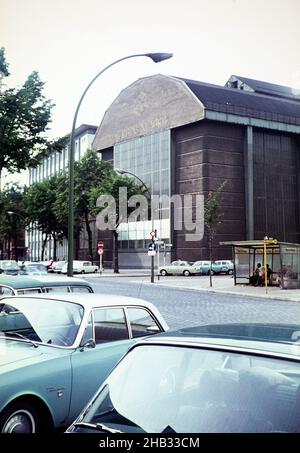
{"left": 146, "top": 53, "right": 173, "bottom": 63}
{"left": 115, "top": 168, "right": 126, "bottom": 175}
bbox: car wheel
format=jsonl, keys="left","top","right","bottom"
{"left": 183, "top": 270, "right": 190, "bottom": 276}
{"left": 0, "top": 402, "right": 40, "bottom": 433}
{"left": 209, "top": 270, "right": 214, "bottom": 275}
{"left": 160, "top": 269, "right": 167, "bottom": 276}
{"left": 81, "top": 270, "right": 85, "bottom": 274}
{"left": 228, "top": 269, "right": 233, "bottom": 275}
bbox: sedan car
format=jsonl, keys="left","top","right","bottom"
{"left": 61, "top": 261, "right": 99, "bottom": 274}
{"left": 159, "top": 260, "right": 198, "bottom": 276}
{"left": 0, "top": 260, "right": 20, "bottom": 275}
{"left": 0, "top": 275, "right": 94, "bottom": 296}
{"left": 0, "top": 293, "right": 168, "bottom": 433}
{"left": 67, "top": 323, "right": 300, "bottom": 433}
{"left": 19, "top": 264, "right": 48, "bottom": 276}
{"left": 193, "top": 260, "right": 225, "bottom": 275}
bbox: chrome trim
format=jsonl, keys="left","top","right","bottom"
{"left": 130, "top": 338, "right": 300, "bottom": 362}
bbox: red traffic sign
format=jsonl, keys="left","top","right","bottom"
{"left": 98, "top": 248, "right": 104, "bottom": 255}
{"left": 97, "top": 240, "right": 104, "bottom": 248}
{"left": 150, "top": 230, "right": 156, "bottom": 237}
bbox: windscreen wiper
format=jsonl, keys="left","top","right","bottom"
{"left": 1, "top": 332, "right": 38, "bottom": 348}
{"left": 73, "top": 421, "right": 123, "bottom": 433}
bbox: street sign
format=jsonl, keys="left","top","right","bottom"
{"left": 98, "top": 240, "right": 104, "bottom": 248}
{"left": 155, "top": 240, "right": 164, "bottom": 246}
{"left": 98, "top": 248, "right": 104, "bottom": 255}
{"left": 148, "top": 243, "right": 156, "bottom": 252}
{"left": 150, "top": 230, "right": 156, "bottom": 237}
{"left": 148, "top": 242, "right": 157, "bottom": 256}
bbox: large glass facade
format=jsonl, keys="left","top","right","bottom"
{"left": 114, "top": 130, "right": 171, "bottom": 249}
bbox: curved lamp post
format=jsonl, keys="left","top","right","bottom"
{"left": 7, "top": 211, "right": 26, "bottom": 221}
{"left": 115, "top": 168, "right": 156, "bottom": 283}
{"left": 67, "top": 52, "right": 173, "bottom": 276}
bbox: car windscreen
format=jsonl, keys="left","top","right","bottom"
{"left": 0, "top": 297, "right": 84, "bottom": 347}
{"left": 79, "top": 344, "right": 300, "bottom": 433}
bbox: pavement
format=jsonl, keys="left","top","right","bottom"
{"left": 88, "top": 268, "right": 300, "bottom": 303}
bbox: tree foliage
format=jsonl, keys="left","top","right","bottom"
{"left": 89, "top": 173, "right": 148, "bottom": 273}
{"left": 23, "top": 176, "right": 68, "bottom": 260}
{"left": 54, "top": 149, "right": 114, "bottom": 261}
{"left": 0, "top": 183, "right": 25, "bottom": 259}
{"left": 204, "top": 181, "right": 227, "bottom": 286}
{"left": 0, "top": 48, "right": 54, "bottom": 180}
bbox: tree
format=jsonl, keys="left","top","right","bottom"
{"left": 90, "top": 173, "right": 149, "bottom": 273}
{"left": 23, "top": 176, "right": 68, "bottom": 261}
{"left": 54, "top": 150, "right": 114, "bottom": 262}
{"left": 0, "top": 184, "right": 25, "bottom": 260}
{"left": 204, "top": 181, "right": 227, "bottom": 287}
{"left": 0, "top": 48, "right": 54, "bottom": 187}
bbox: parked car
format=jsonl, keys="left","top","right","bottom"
{"left": 0, "top": 275, "right": 94, "bottom": 296}
{"left": 193, "top": 260, "right": 224, "bottom": 275}
{"left": 67, "top": 322, "right": 300, "bottom": 433}
{"left": 51, "top": 261, "right": 66, "bottom": 274}
{"left": 61, "top": 261, "right": 99, "bottom": 274}
{"left": 19, "top": 263, "right": 48, "bottom": 276}
{"left": 0, "top": 260, "right": 20, "bottom": 275}
{"left": 0, "top": 293, "right": 168, "bottom": 432}
{"left": 214, "top": 260, "right": 234, "bottom": 275}
{"left": 159, "top": 260, "right": 198, "bottom": 276}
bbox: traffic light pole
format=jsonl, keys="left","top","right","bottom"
{"left": 151, "top": 236, "right": 155, "bottom": 283}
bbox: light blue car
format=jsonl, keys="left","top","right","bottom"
{"left": 0, "top": 293, "right": 168, "bottom": 432}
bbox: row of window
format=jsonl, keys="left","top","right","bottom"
{"left": 29, "top": 133, "right": 93, "bottom": 186}
{"left": 83, "top": 306, "right": 160, "bottom": 345}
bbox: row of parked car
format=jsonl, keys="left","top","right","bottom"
{"left": 0, "top": 260, "right": 99, "bottom": 276}
{"left": 159, "top": 260, "right": 234, "bottom": 276}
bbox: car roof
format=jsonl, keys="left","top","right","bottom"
{"left": 0, "top": 275, "right": 92, "bottom": 289}
{"left": 1, "top": 293, "right": 168, "bottom": 329}
{"left": 2, "top": 292, "right": 160, "bottom": 309}
{"left": 133, "top": 323, "right": 300, "bottom": 360}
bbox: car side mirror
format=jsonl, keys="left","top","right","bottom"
{"left": 80, "top": 338, "right": 96, "bottom": 351}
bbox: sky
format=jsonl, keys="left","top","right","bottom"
{"left": 1, "top": 0, "right": 300, "bottom": 184}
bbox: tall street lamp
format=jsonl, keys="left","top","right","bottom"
{"left": 67, "top": 52, "right": 173, "bottom": 277}
{"left": 115, "top": 168, "right": 155, "bottom": 283}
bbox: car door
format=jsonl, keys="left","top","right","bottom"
{"left": 69, "top": 306, "right": 134, "bottom": 422}
{"left": 173, "top": 262, "right": 182, "bottom": 275}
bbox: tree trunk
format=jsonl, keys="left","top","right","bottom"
{"left": 52, "top": 235, "right": 57, "bottom": 261}
{"left": 113, "top": 229, "right": 119, "bottom": 273}
{"left": 209, "top": 234, "right": 213, "bottom": 287}
{"left": 41, "top": 235, "right": 48, "bottom": 261}
{"left": 84, "top": 211, "right": 93, "bottom": 262}
{"left": 7, "top": 237, "right": 11, "bottom": 259}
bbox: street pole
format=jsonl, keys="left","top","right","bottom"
{"left": 7, "top": 211, "right": 26, "bottom": 262}
{"left": 264, "top": 237, "right": 268, "bottom": 294}
{"left": 116, "top": 168, "right": 156, "bottom": 283}
{"left": 67, "top": 52, "right": 173, "bottom": 277}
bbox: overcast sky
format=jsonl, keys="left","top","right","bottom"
{"left": 1, "top": 0, "right": 300, "bottom": 184}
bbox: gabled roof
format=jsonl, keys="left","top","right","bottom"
{"left": 227, "top": 75, "right": 300, "bottom": 101}
{"left": 74, "top": 124, "right": 97, "bottom": 138}
{"left": 176, "top": 76, "right": 300, "bottom": 126}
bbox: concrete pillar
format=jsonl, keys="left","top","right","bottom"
{"left": 245, "top": 126, "right": 254, "bottom": 239}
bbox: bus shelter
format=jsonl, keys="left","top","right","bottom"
{"left": 220, "top": 240, "right": 300, "bottom": 289}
